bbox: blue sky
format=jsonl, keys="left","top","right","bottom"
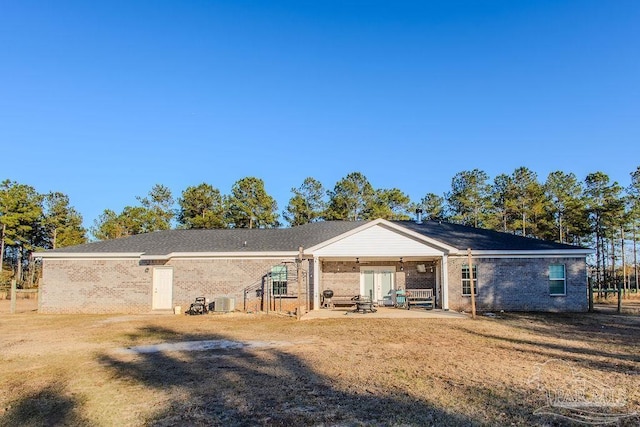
{"left": 2, "top": 1, "right": 639, "bottom": 229}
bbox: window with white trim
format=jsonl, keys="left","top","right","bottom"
{"left": 549, "top": 264, "right": 566, "bottom": 295}
{"left": 271, "top": 265, "right": 288, "bottom": 296}
{"left": 462, "top": 264, "right": 477, "bottom": 296}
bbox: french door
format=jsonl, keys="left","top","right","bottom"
{"left": 360, "top": 267, "right": 395, "bottom": 302}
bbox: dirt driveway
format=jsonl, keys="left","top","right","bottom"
{"left": 1, "top": 309, "right": 638, "bottom": 426}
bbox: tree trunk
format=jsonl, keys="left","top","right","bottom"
{"left": 595, "top": 227, "right": 602, "bottom": 297}
{"left": 620, "top": 227, "right": 627, "bottom": 298}
{"left": 0, "top": 223, "right": 5, "bottom": 272}
{"left": 611, "top": 236, "right": 616, "bottom": 292}
{"left": 559, "top": 213, "right": 564, "bottom": 243}
{"left": 634, "top": 222, "right": 639, "bottom": 293}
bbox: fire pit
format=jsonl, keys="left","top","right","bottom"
{"left": 352, "top": 295, "right": 376, "bottom": 314}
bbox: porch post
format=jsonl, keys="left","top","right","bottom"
{"left": 441, "top": 254, "right": 449, "bottom": 311}
{"left": 313, "top": 257, "right": 321, "bottom": 310}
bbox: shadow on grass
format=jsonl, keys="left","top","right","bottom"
{"left": 0, "top": 383, "right": 91, "bottom": 427}
{"left": 489, "top": 312, "right": 640, "bottom": 368}
{"left": 97, "top": 326, "right": 482, "bottom": 426}
{"left": 507, "top": 312, "right": 640, "bottom": 344}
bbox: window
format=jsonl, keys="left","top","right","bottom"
{"left": 549, "top": 264, "right": 566, "bottom": 295}
{"left": 462, "top": 264, "right": 478, "bottom": 296}
{"left": 271, "top": 265, "right": 288, "bottom": 296}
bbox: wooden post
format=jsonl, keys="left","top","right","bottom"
{"left": 467, "top": 248, "right": 476, "bottom": 319}
{"left": 10, "top": 279, "right": 17, "bottom": 314}
{"left": 588, "top": 274, "right": 594, "bottom": 312}
{"left": 297, "top": 247, "right": 303, "bottom": 320}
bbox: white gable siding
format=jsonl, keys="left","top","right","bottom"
{"left": 312, "top": 225, "right": 445, "bottom": 257}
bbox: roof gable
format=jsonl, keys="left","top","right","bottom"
{"left": 309, "top": 219, "right": 454, "bottom": 257}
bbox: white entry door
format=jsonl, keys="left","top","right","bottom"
{"left": 361, "top": 267, "right": 395, "bottom": 303}
{"left": 152, "top": 267, "right": 173, "bottom": 310}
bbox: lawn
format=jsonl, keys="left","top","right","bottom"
{"left": 1, "top": 307, "right": 638, "bottom": 426}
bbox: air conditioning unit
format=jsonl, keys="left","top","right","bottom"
{"left": 214, "top": 297, "right": 236, "bottom": 312}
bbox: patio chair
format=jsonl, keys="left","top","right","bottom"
{"left": 394, "top": 289, "right": 408, "bottom": 309}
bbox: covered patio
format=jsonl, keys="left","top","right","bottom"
{"left": 307, "top": 221, "right": 457, "bottom": 311}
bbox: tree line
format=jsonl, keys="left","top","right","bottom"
{"left": 2, "top": 167, "right": 640, "bottom": 291}
{"left": 0, "top": 180, "right": 86, "bottom": 286}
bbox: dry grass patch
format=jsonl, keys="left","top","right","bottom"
{"left": 0, "top": 311, "right": 638, "bottom": 426}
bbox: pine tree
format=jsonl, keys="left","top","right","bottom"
{"left": 446, "top": 169, "right": 491, "bottom": 227}
{"left": 178, "top": 183, "right": 226, "bottom": 229}
{"left": 225, "top": 177, "right": 279, "bottom": 228}
{"left": 283, "top": 177, "right": 326, "bottom": 226}
{"left": 324, "top": 172, "right": 374, "bottom": 221}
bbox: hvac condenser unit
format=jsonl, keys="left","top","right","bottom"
{"left": 214, "top": 297, "right": 235, "bottom": 312}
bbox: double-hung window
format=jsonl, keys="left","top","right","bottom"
{"left": 271, "top": 265, "right": 288, "bottom": 296}
{"left": 462, "top": 264, "right": 478, "bottom": 296}
{"left": 549, "top": 264, "right": 566, "bottom": 295}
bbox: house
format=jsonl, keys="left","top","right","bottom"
{"left": 35, "top": 219, "right": 593, "bottom": 314}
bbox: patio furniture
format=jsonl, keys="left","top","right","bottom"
{"left": 405, "top": 289, "right": 434, "bottom": 310}
{"left": 394, "top": 289, "right": 408, "bottom": 309}
{"left": 352, "top": 295, "right": 377, "bottom": 314}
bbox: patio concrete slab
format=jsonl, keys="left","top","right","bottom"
{"left": 301, "top": 307, "right": 469, "bottom": 320}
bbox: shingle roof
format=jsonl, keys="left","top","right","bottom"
{"left": 45, "top": 221, "right": 365, "bottom": 254}
{"left": 43, "top": 219, "right": 586, "bottom": 255}
{"left": 396, "top": 220, "right": 585, "bottom": 251}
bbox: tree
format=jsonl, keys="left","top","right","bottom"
{"left": 283, "top": 177, "right": 327, "bottom": 226}
{"left": 225, "top": 177, "right": 279, "bottom": 228}
{"left": 92, "top": 209, "right": 131, "bottom": 240}
{"left": 446, "top": 169, "right": 491, "bottom": 227}
{"left": 542, "top": 171, "right": 588, "bottom": 244}
{"left": 92, "top": 185, "right": 176, "bottom": 240}
{"left": 136, "top": 184, "right": 175, "bottom": 231}
{"left": 628, "top": 166, "right": 640, "bottom": 293}
{"left": 584, "top": 172, "right": 624, "bottom": 291}
{"left": 365, "top": 188, "right": 412, "bottom": 220}
{"left": 486, "top": 174, "right": 512, "bottom": 232}
{"left": 0, "top": 180, "right": 44, "bottom": 282}
{"left": 505, "top": 167, "right": 547, "bottom": 237}
{"left": 43, "top": 192, "right": 87, "bottom": 248}
{"left": 324, "top": 172, "right": 375, "bottom": 221}
{"left": 177, "top": 183, "right": 226, "bottom": 229}
{"left": 416, "top": 193, "right": 446, "bottom": 221}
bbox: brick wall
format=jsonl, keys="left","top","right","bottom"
{"left": 321, "top": 261, "right": 360, "bottom": 297}
{"left": 169, "top": 258, "right": 310, "bottom": 314}
{"left": 446, "top": 257, "right": 588, "bottom": 312}
{"left": 40, "top": 255, "right": 588, "bottom": 314}
{"left": 40, "top": 259, "right": 150, "bottom": 314}
{"left": 40, "top": 257, "right": 308, "bottom": 314}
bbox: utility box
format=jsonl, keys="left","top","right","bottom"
{"left": 214, "top": 297, "right": 235, "bottom": 312}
